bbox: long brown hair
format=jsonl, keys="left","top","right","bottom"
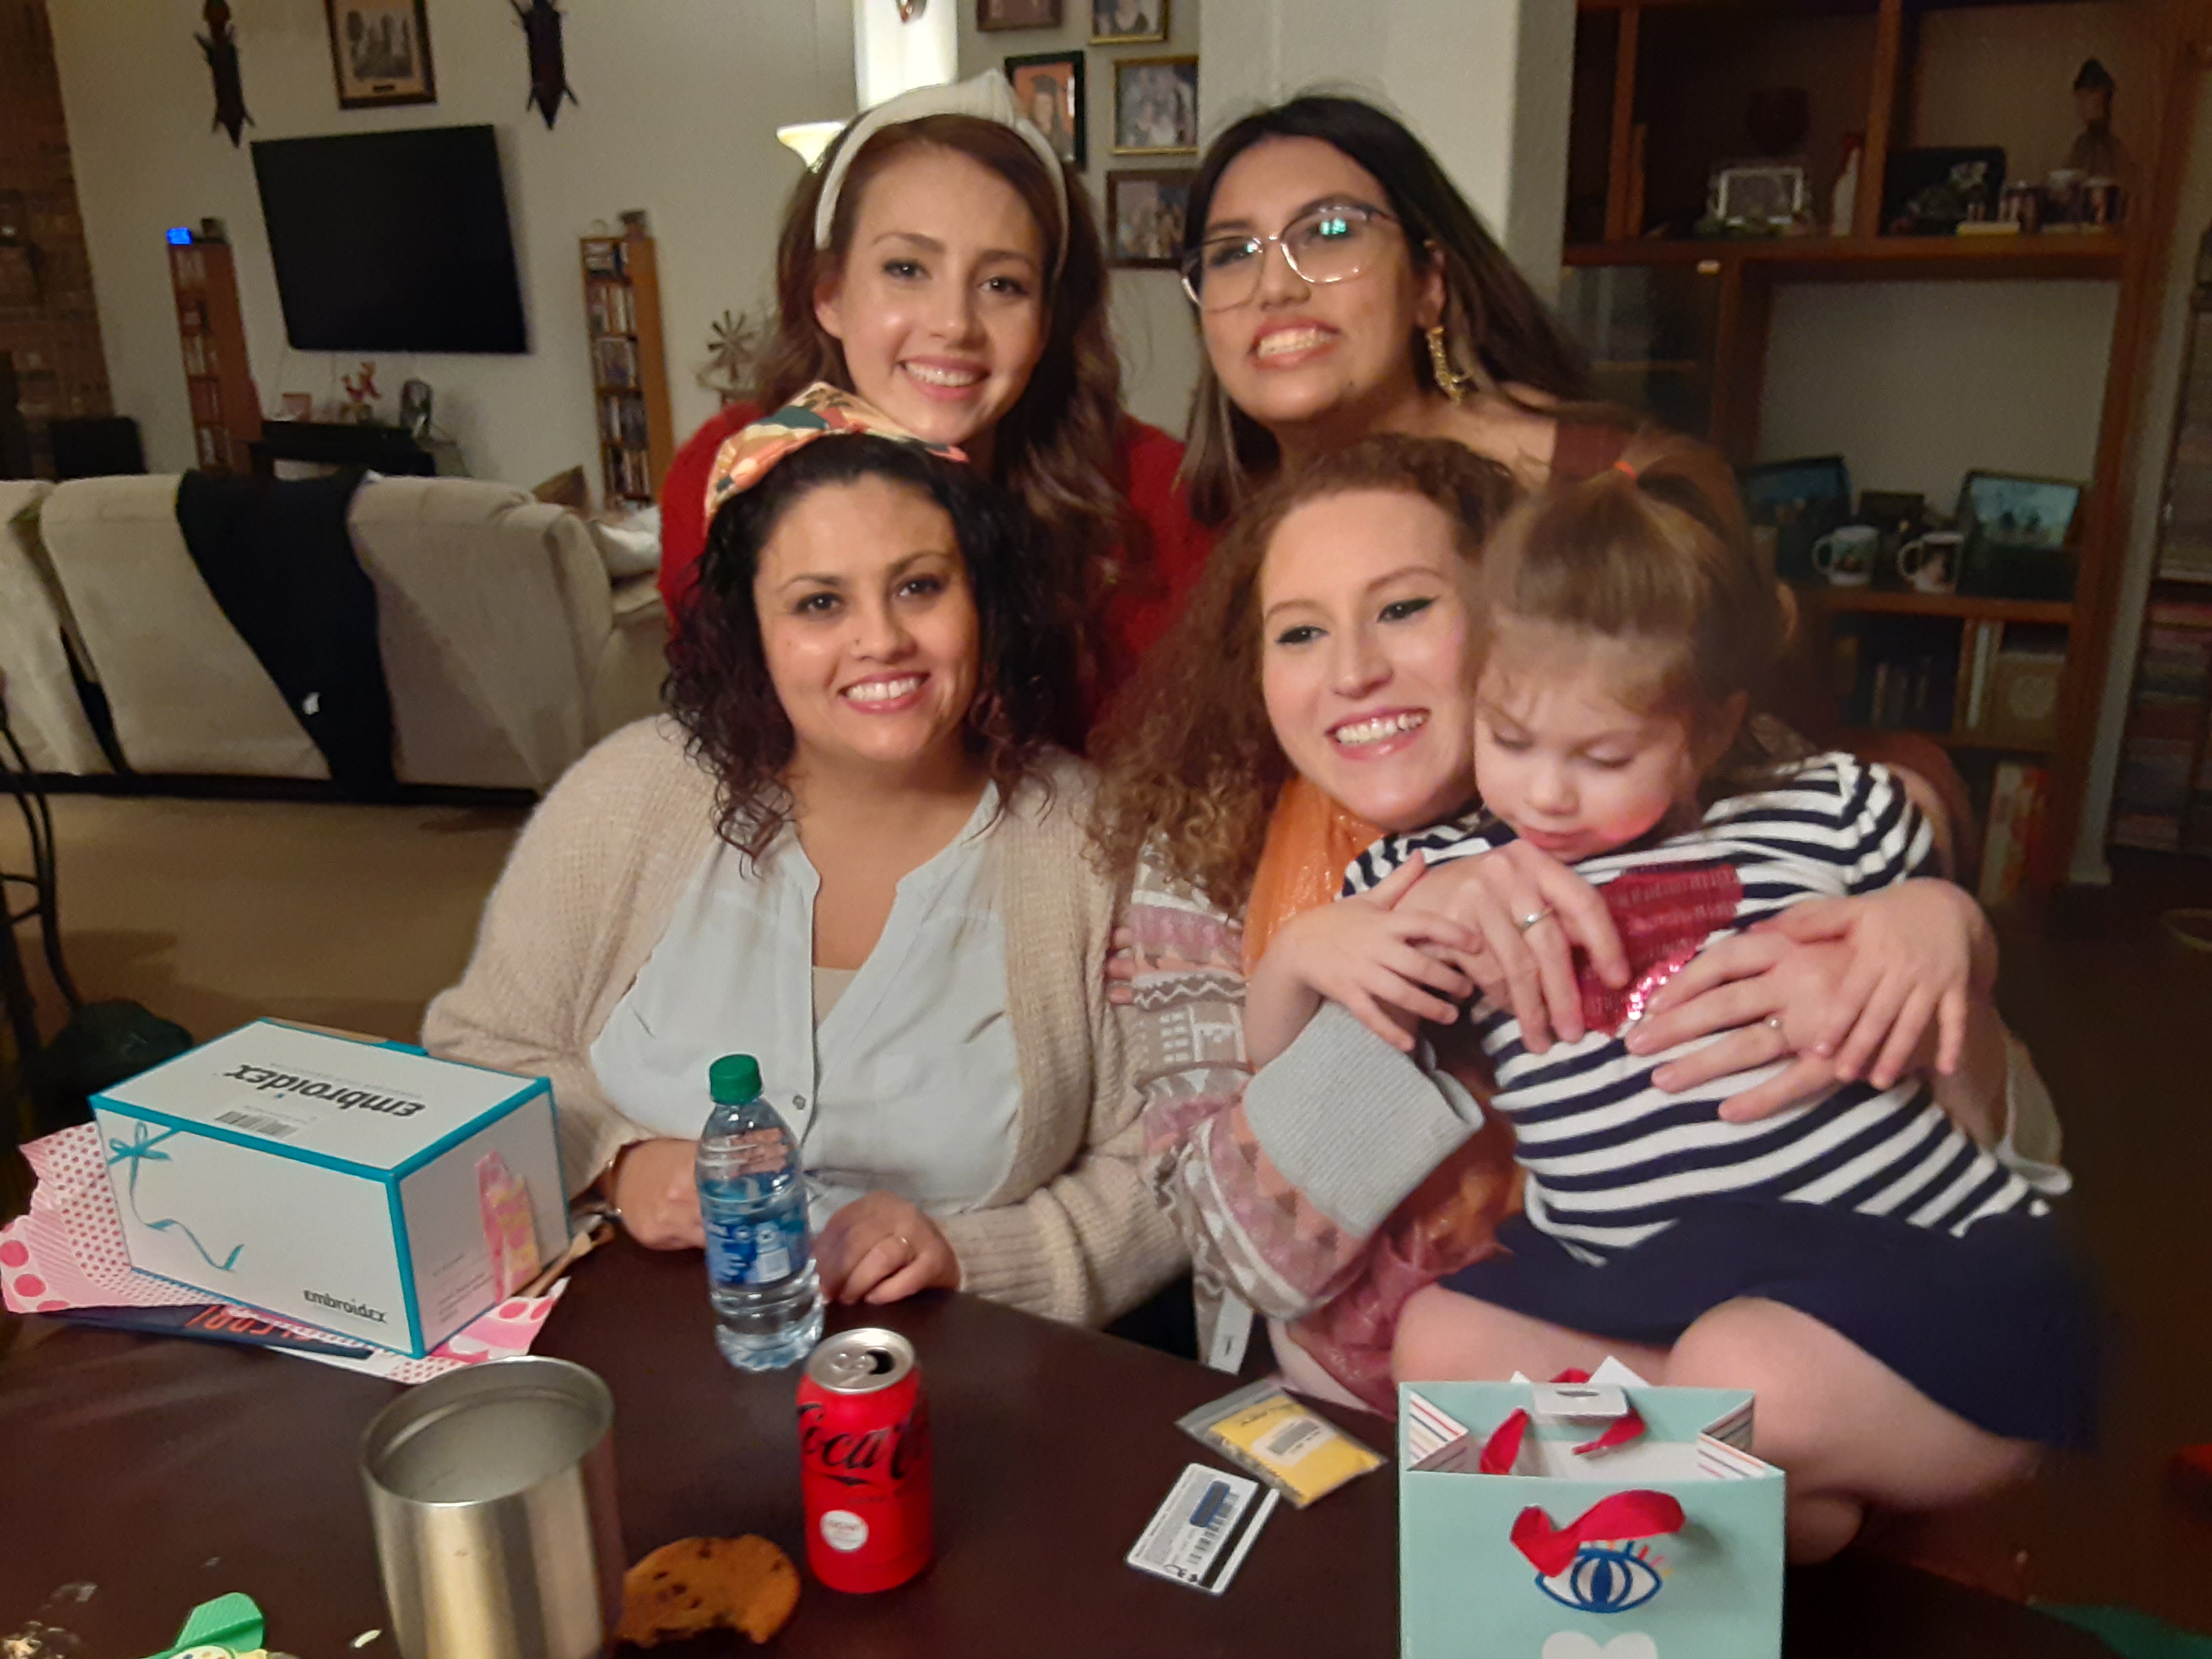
{"left": 1475, "top": 431, "right": 1793, "bottom": 787}
{"left": 1091, "top": 434, "right": 1517, "bottom": 912}
{"left": 748, "top": 115, "right": 1143, "bottom": 602}
{"left": 1177, "top": 95, "right": 1603, "bottom": 526}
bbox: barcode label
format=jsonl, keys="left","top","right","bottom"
{"left": 1127, "top": 1464, "right": 1277, "bottom": 1595}
{"left": 1256, "top": 1416, "right": 1326, "bottom": 1464}
{"left": 215, "top": 1109, "right": 298, "bottom": 1139}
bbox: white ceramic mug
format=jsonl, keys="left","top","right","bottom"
{"left": 1897, "top": 531, "right": 1964, "bottom": 595}
{"left": 1811, "top": 525, "right": 1878, "bottom": 587}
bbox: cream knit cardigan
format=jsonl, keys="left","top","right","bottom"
{"left": 423, "top": 718, "right": 1187, "bottom": 1327}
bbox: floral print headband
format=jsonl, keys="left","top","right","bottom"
{"left": 702, "top": 382, "right": 967, "bottom": 521}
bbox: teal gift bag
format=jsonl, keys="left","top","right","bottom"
{"left": 1398, "top": 1376, "right": 1784, "bottom": 1659}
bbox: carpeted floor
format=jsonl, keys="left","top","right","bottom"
{"left": 5, "top": 797, "right": 2211, "bottom": 1634}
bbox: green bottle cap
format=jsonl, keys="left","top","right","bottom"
{"left": 709, "top": 1053, "right": 762, "bottom": 1105}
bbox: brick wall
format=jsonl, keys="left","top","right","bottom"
{"left": 0, "top": 0, "right": 112, "bottom": 473}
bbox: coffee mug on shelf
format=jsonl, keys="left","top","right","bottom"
{"left": 1897, "top": 531, "right": 1964, "bottom": 595}
{"left": 1810, "top": 525, "right": 1878, "bottom": 587}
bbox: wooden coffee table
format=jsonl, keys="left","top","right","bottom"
{"left": 0, "top": 1237, "right": 2106, "bottom": 1657}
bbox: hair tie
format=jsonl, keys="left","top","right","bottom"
{"left": 1612, "top": 457, "right": 1639, "bottom": 481}
{"left": 815, "top": 72, "right": 1069, "bottom": 283}
{"left": 703, "top": 382, "right": 966, "bottom": 521}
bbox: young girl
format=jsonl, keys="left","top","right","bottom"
{"left": 1244, "top": 434, "right": 2096, "bottom": 1561}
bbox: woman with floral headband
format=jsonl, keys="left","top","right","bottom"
{"left": 659, "top": 73, "right": 1210, "bottom": 689}
{"left": 428, "top": 390, "right": 1185, "bottom": 1324}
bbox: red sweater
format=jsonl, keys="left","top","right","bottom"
{"left": 657, "top": 401, "right": 1214, "bottom": 689}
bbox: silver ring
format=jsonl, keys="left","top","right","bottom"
{"left": 1515, "top": 906, "right": 1554, "bottom": 933}
{"left": 1765, "top": 1015, "right": 1786, "bottom": 1036}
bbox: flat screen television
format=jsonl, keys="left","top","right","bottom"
{"left": 251, "top": 124, "right": 528, "bottom": 354}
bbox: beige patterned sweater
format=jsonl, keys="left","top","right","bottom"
{"left": 423, "top": 718, "right": 1186, "bottom": 1327}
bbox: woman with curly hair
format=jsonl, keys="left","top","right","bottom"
{"left": 1149, "top": 91, "right": 1994, "bottom": 1156}
{"left": 428, "top": 397, "right": 1184, "bottom": 1324}
{"left": 658, "top": 73, "right": 1210, "bottom": 687}
{"left": 1092, "top": 433, "right": 2067, "bottom": 1408}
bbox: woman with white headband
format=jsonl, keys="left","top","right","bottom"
{"left": 659, "top": 73, "right": 1210, "bottom": 688}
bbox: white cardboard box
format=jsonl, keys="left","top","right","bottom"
{"left": 92, "top": 1020, "right": 566, "bottom": 1356}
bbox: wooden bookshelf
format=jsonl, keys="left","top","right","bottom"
{"left": 1559, "top": 0, "right": 2210, "bottom": 895}
{"left": 581, "top": 228, "right": 674, "bottom": 508}
{"left": 1802, "top": 588, "right": 2075, "bottom": 627}
{"left": 169, "top": 232, "right": 260, "bottom": 472}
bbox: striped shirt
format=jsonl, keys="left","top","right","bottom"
{"left": 1343, "top": 755, "right": 2045, "bottom": 1263}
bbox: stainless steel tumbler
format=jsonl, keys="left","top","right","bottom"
{"left": 361, "top": 1357, "right": 625, "bottom": 1659}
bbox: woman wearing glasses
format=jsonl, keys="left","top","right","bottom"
{"left": 1176, "top": 96, "right": 1599, "bottom": 524}
{"left": 1105, "top": 94, "right": 2066, "bottom": 1401}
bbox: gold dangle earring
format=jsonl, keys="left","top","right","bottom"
{"left": 1425, "top": 324, "right": 1475, "bottom": 403}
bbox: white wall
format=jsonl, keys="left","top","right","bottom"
{"left": 47, "top": 0, "right": 857, "bottom": 491}
{"left": 955, "top": 0, "right": 1203, "bottom": 434}
{"left": 1759, "top": 281, "right": 2116, "bottom": 507}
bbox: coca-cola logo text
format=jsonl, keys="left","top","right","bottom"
{"left": 798, "top": 1399, "right": 924, "bottom": 1489}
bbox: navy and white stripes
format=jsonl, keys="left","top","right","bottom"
{"left": 1345, "top": 756, "right": 2045, "bottom": 1263}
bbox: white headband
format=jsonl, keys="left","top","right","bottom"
{"left": 815, "top": 71, "right": 1070, "bottom": 282}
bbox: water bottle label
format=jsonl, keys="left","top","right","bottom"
{"left": 704, "top": 1207, "right": 811, "bottom": 1288}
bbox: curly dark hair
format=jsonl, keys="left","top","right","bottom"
{"left": 668, "top": 435, "right": 1087, "bottom": 861}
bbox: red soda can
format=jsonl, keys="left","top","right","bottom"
{"left": 796, "top": 1328, "right": 933, "bottom": 1591}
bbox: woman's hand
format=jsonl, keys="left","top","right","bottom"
{"left": 1627, "top": 880, "right": 1994, "bottom": 1120}
{"left": 1626, "top": 935, "right": 1858, "bottom": 1121}
{"left": 607, "top": 1138, "right": 704, "bottom": 1250}
{"left": 1751, "top": 880, "right": 1994, "bottom": 1084}
{"left": 816, "top": 1191, "right": 962, "bottom": 1305}
{"left": 1393, "top": 842, "right": 1629, "bottom": 1052}
{"left": 1248, "top": 855, "right": 1482, "bottom": 1057}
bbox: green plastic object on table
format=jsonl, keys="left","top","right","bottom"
{"left": 138, "top": 1593, "right": 265, "bottom": 1659}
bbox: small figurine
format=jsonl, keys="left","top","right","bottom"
{"left": 513, "top": 0, "right": 579, "bottom": 131}
{"left": 341, "top": 361, "right": 381, "bottom": 423}
{"left": 2067, "top": 58, "right": 2130, "bottom": 183}
{"left": 197, "top": 0, "right": 251, "bottom": 147}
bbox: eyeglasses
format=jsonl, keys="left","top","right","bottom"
{"left": 1179, "top": 203, "right": 1401, "bottom": 312}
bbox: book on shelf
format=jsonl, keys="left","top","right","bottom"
{"left": 583, "top": 237, "right": 625, "bottom": 279}
{"left": 1978, "top": 762, "right": 2049, "bottom": 905}
{"left": 594, "top": 335, "right": 638, "bottom": 389}
{"left": 2109, "top": 601, "right": 2212, "bottom": 851}
{"left": 597, "top": 393, "right": 651, "bottom": 450}
{"left": 586, "top": 282, "right": 635, "bottom": 337}
{"left": 1830, "top": 615, "right": 1959, "bottom": 735}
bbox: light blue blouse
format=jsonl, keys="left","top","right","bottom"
{"left": 588, "top": 787, "right": 1020, "bottom": 1229}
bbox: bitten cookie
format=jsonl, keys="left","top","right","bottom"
{"left": 616, "top": 1534, "right": 801, "bottom": 1647}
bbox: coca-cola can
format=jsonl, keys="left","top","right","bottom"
{"left": 797, "top": 1328, "right": 933, "bottom": 1593}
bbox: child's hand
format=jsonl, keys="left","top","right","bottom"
{"left": 1257, "top": 857, "right": 1483, "bottom": 1054}
{"left": 1751, "top": 880, "right": 1994, "bottom": 1090}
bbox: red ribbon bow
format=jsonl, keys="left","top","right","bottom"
{"left": 1511, "top": 1490, "right": 1686, "bottom": 1580}
{"left": 1475, "top": 1370, "right": 1649, "bottom": 1474}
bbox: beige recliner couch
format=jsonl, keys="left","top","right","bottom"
{"left": 35, "top": 474, "right": 666, "bottom": 790}
{"left": 0, "top": 479, "right": 110, "bottom": 775}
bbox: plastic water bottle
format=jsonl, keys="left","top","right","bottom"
{"left": 697, "top": 1052, "right": 823, "bottom": 1370}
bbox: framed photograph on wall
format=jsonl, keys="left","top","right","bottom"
{"left": 1106, "top": 168, "right": 1193, "bottom": 267}
{"left": 1112, "top": 56, "right": 1197, "bottom": 155}
{"left": 1092, "top": 0, "right": 1168, "bottom": 44}
{"left": 977, "top": 0, "right": 1063, "bottom": 31}
{"left": 324, "top": 0, "right": 436, "bottom": 108}
{"left": 1005, "top": 52, "right": 1087, "bottom": 170}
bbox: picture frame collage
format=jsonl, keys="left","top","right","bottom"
{"left": 984, "top": 1, "right": 1197, "bottom": 269}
